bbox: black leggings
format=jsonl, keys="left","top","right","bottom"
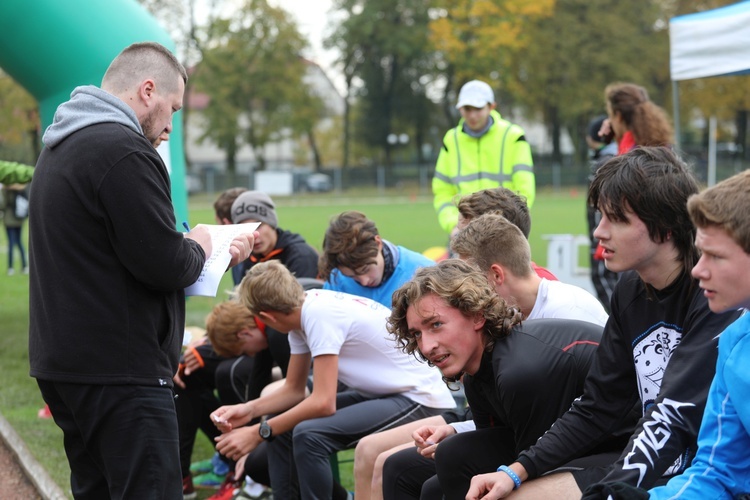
{"left": 382, "top": 427, "right": 517, "bottom": 500}
{"left": 244, "top": 441, "right": 349, "bottom": 500}
{"left": 382, "top": 446, "right": 435, "bottom": 499}
{"left": 435, "top": 428, "right": 518, "bottom": 500}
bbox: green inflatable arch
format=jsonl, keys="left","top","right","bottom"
{"left": 0, "top": 0, "right": 189, "bottom": 223}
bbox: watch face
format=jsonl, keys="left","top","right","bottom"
{"left": 259, "top": 422, "right": 272, "bottom": 439}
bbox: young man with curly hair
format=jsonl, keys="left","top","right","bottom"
{"left": 386, "top": 259, "right": 603, "bottom": 499}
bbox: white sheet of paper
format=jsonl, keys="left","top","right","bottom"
{"left": 185, "top": 222, "right": 260, "bottom": 297}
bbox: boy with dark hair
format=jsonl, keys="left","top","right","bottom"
{"left": 467, "top": 147, "right": 741, "bottom": 499}
{"left": 319, "top": 210, "right": 434, "bottom": 306}
{"left": 456, "top": 186, "right": 531, "bottom": 238}
{"left": 214, "top": 187, "right": 248, "bottom": 226}
{"left": 454, "top": 187, "right": 555, "bottom": 280}
{"left": 586, "top": 170, "right": 750, "bottom": 499}
{"left": 209, "top": 186, "right": 249, "bottom": 289}
{"left": 586, "top": 115, "right": 619, "bottom": 311}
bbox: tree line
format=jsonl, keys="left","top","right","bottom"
{"left": 1, "top": 0, "right": 748, "bottom": 174}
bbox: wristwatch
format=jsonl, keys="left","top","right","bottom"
{"left": 259, "top": 420, "right": 274, "bottom": 441}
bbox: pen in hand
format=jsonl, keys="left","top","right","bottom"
{"left": 182, "top": 221, "right": 191, "bottom": 232}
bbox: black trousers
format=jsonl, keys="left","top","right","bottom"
{"left": 38, "top": 379, "right": 182, "bottom": 500}
{"left": 382, "top": 445, "right": 439, "bottom": 500}
{"left": 175, "top": 347, "right": 255, "bottom": 477}
{"left": 380, "top": 427, "right": 519, "bottom": 500}
{"left": 438, "top": 427, "right": 517, "bottom": 500}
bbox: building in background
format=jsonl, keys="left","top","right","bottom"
{"left": 185, "top": 58, "right": 345, "bottom": 178}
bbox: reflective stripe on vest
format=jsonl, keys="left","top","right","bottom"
{"left": 450, "top": 122, "right": 516, "bottom": 185}
{"left": 436, "top": 201, "right": 454, "bottom": 216}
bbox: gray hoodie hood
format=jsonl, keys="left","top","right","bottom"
{"left": 43, "top": 85, "right": 144, "bottom": 148}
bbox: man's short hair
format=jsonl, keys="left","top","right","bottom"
{"left": 451, "top": 213, "right": 533, "bottom": 277}
{"left": 318, "top": 211, "right": 380, "bottom": 281}
{"left": 102, "top": 41, "right": 187, "bottom": 94}
{"left": 238, "top": 260, "right": 304, "bottom": 315}
{"left": 588, "top": 146, "right": 700, "bottom": 273}
{"left": 457, "top": 187, "right": 531, "bottom": 238}
{"left": 688, "top": 169, "right": 750, "bottom": 254}
{"left": 206, "top": 301, "right": 255, "bottom": 357}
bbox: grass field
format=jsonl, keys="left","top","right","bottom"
{"left": 0, "top": 186, "right": 589, "bottom": 498}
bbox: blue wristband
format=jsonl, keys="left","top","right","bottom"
{"left": 497, "top": 465, "right": 522, "bottom": 490}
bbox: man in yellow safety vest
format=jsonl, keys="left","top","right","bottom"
{"left": 433, "top": 80, "right": 535, "bottom": 234}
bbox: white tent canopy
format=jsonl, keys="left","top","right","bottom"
{"left": 670, "top": 0, "right": 750, "bottom": 81}
{"left": 669, "top": 0, "right": 750, "bottom": 184}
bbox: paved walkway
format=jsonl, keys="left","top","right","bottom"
{"left": 0, "top": 413, "right": 67, "bottom": 500}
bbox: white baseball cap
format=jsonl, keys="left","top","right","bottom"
{"left": 455, "top": 80, "right": 495, "bottom": 109}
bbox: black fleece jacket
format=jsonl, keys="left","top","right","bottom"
{"left": 237, "top": 227, "right": 319, "bottom": 282}
{"left": 29, "top": 120, "right": 205, "bottom": 387}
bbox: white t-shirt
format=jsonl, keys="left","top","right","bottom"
{"left": 288, "top": 289, "right": 456, "bottom": 409}
{"left": 527, "top": 278, "right": 609, "bottom": 326}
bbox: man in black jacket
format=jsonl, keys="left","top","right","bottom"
{"left": 28, "top": 42, "right": 254, "bottom": 500}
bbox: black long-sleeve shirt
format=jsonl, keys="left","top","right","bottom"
{"left": 517, "top": 271, "right": 741, "bottom": 487}
{"left": 465, "top": 319, "right": 604, "bottom": 454}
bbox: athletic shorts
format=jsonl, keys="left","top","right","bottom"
{"left": 544, "top": 452, "right": 669, "bottom": 491}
